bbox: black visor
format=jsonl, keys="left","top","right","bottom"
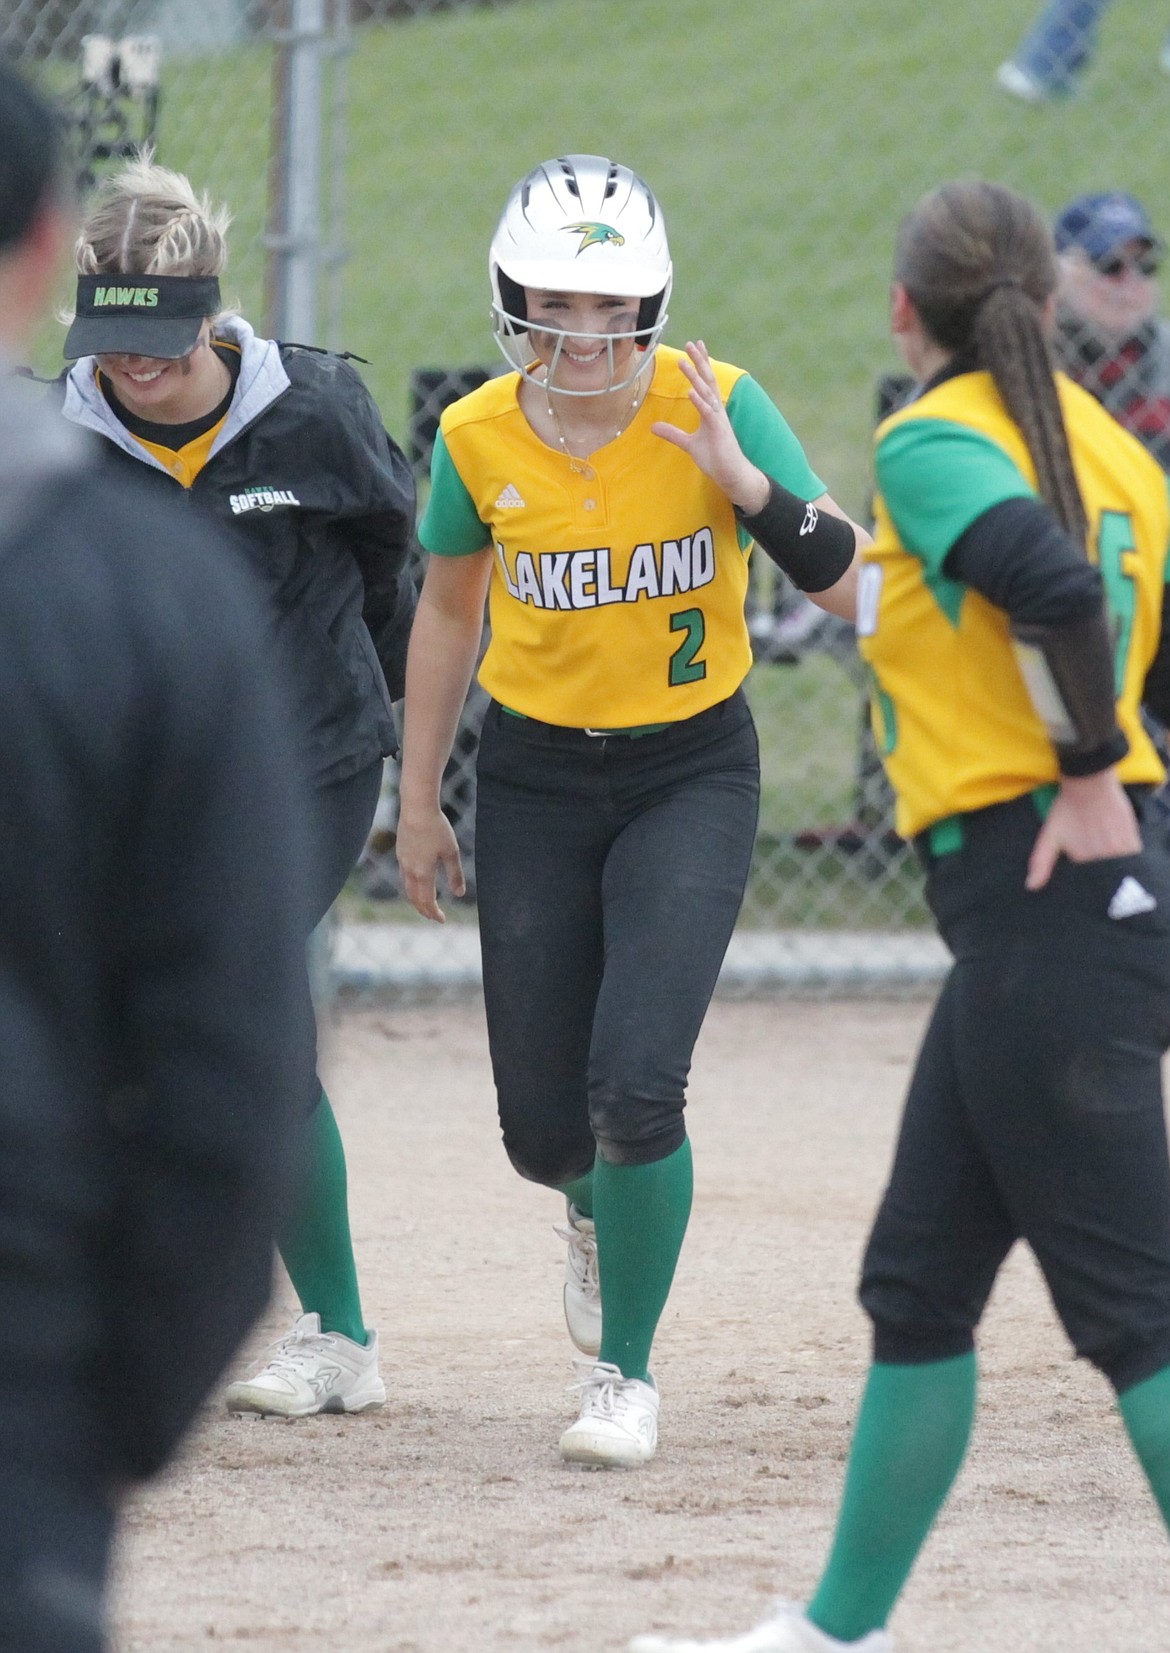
{"left": 64, "top": 274, "right": 222, "bottom": 360}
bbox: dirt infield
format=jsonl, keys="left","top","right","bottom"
{"left": 112, "top": 1000, "right": 1170, "bottom": 1651}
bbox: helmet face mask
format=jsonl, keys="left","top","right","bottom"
{"left": 489, "top": 154, "right": 672, "bottom": 396}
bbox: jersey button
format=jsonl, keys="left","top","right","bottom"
{"left": 583, "top": 498, "right": 596, "bottom": 510}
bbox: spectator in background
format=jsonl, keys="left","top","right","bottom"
{"left": 0, "top": 62, "right": 310, "bottom": 1652}
{"left": 997, "top": 1, "right": 1170, "bottom": 101}
{"left": 1050, "top": 191, "right": 1170, "bottom": 472}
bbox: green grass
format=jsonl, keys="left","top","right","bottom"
{"left": 23, "top": 47, "right": 273, "bottom": 378}
{"left": 21, "top": 0, "right": 1162, "bottom": 932}
{"left": 329, "top": 0, "right": 1159, "bottom": 928}
{"left": 30, "top": 0, "right": 1168, "bottom": 507}
{"left": 750, "top": 656, "right": 859, "bottom": 832}
{"left": 336, "top": 0, "right": 1170, "bottom": 512}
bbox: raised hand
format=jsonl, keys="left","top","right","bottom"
{"left": 651, "top": 340, "right": 769, "bottom": 512}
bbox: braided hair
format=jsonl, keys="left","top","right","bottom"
{"left": 895, "top": 180, "right": 1088, "bottom": 548}
{"left": 74, "top": 154, "right": 231, "bottom": 300}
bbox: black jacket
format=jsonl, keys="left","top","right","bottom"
{"left": 0, "top": 372, "right": 310, "bottom": 1483}
{"left": 60, "top": 318, "right": 417, "bottom": 786}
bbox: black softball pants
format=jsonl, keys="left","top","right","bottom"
{"left": 861, "top": 791, "right": 1170, "bottom": 1392}
{"left": 297, "top": 757, "right": 384, "bottom": 1112}
{"left": 474, "top": 692, "right": 760, "bottom": 1184}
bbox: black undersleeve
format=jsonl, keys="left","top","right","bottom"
{"left": 943, "top": 496, "right": 1103, "bottom": 625}
{"left": 734, "top": 479, "right": 855, "bottom": 592}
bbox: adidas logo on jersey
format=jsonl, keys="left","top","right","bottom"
{"left": 495, "top": 483, "right": 526, "bottom": 509}
{"left": 1107, "top": 875, "right": 1158, "bottom": 920}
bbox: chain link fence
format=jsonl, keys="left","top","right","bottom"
{"left": 7, "top": 1, "right": 273, "bottom": 329}
{"left": 8, "top": 0, "right": 1167, "bottom": 997}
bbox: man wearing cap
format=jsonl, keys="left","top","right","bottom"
{"left": 1052, "top": 191, "right": 1170, "bottom": 472}
{"left": 0, "top": 63, "right": 310, "bottom": 1653}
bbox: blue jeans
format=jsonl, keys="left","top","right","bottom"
{"left": 474, "top": 693, "right": 759, "bottom": 1183}
{"left": 1011, "top": 0, "right": 1165, "bottom": 88}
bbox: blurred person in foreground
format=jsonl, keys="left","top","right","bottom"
{"left": 1051, "top": 190, "right": 1170, "bottom": 472}
{"left": 0, "top": 61, "right": 311, "bottom": 1653}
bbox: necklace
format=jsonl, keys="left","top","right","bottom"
{"left": 544, "top": 383, "right": 643, "bottom": 473}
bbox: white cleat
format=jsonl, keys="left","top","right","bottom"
{"left": 560, "top": 1359, "right": 658, "bottom": 1468}
{"left": 225, "top": 1312, "right": 386, "bottom": 1417}
{"left": 555, "top": 1202, "right": 601, "bottom": 1355}
{"left": 629, "top": 1601, "right": 893, "bottom": 1653}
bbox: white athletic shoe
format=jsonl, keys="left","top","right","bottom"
{"left": 995, "top": 59, "right": 1060, "bottom": 101}
{"left": 224, "top": 1312, "right": 386, "bottom": 1417}
{"left": 629, "top": 1601, "right": 893, "bottom": 1653}
{"left": 555, "top": 1202, "right": 601, "bottom": 1355}
{"left": 560, "top": 1359, "right": 659, "bottom": 1468}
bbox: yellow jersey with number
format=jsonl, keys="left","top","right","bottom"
{"left": 858, "top": 369, "right": 1169, "bottom": 840}
{"left": 418, "top": 345, "right": 825, "bottom": 728}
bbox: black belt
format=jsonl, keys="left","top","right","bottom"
{"left": 488, "top": 692, "right": 744, "bottom": 747}
{"left": 917, "top": 782, "right": 1154, "bottom": 865}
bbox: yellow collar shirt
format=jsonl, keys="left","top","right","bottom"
{"left": 418, "top": 345, "right": 825, "bottom": 729}
{"left": 860, "top": 369, "right": 1170, "bottom": 839}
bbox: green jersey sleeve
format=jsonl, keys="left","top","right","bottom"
{"left": 726, "top": 375, "right": 826, "bottom": 499}
{"left": 876, "top": 418, "right": 1036, "bottom": 575}
{"left": 417, "top": 428, "right": 491, "bottom": 556}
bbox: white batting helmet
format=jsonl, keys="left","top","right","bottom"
{"left": 489, "top": 154, "right": 672, "bottom": 392}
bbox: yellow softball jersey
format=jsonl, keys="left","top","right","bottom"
{"left": 859, "top": 369, "right": 1170, "bottom": 840}
{"left": 418, "top": 345, "right": 825, "bottom": 728}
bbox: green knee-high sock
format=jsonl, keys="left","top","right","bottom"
{"left": 1119, "top": 1364, "right": 1170, "bottom": 1533}
{"left": 593, "top": 1140, "right": 693, "bottom": 1383}
{"left": 808, "top": 1354, "right": 976, "bottom": 1643}
{"left": 276, "top": 1090, "right": 367, "bottom": 1346}
{"left": 556, "top": 1168, "right": 596, "bottom": 1220}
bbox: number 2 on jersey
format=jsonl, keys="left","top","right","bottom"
{"left": 669, "top": 607, "right": 707, "bottom": 685}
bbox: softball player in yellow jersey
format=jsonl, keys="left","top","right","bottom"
{"left": 631, "top": 181, "right": 1170, "bottom": 1653}
{"left": 396, "top": 155, "right": 865, "bottom": 1469}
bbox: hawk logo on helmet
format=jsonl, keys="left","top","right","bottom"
{"left": 564, "top": 221, "right": 625, "bottom": 254}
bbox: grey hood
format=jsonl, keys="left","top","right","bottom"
{"left": 60, "top": 315, "right": 291, "bottom": 473}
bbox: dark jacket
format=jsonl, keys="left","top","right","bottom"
{"left": 59, "top": 318, "right": 417, "bottom": 786}
{"left": 0, "top": 368, "right": 310, "bottom": 1483}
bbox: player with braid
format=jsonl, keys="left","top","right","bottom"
{"left": 630, "top": 179, "right": 1170, "bottom": 1651}
{"left": 56, "top": 160, "right": 417, "bottom": 1418}
{"left": 395, "top": 154, "right": 867, "bottom": 1468}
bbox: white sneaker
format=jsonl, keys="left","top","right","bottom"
{"left": 224, "top": 1312, "right": 386, "bottom": 1417}
{"left": 629, "top": 1600, "right": 893, "bottom": 1653}
{"left": 560, "top": 1359, "right": 658, "bottom": 1468}
{"left": 555, "top": 1203, "right": 601, "bottom": 1355}
{"left": 995, "top": 59, "right": 1058, "bottom": 101}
